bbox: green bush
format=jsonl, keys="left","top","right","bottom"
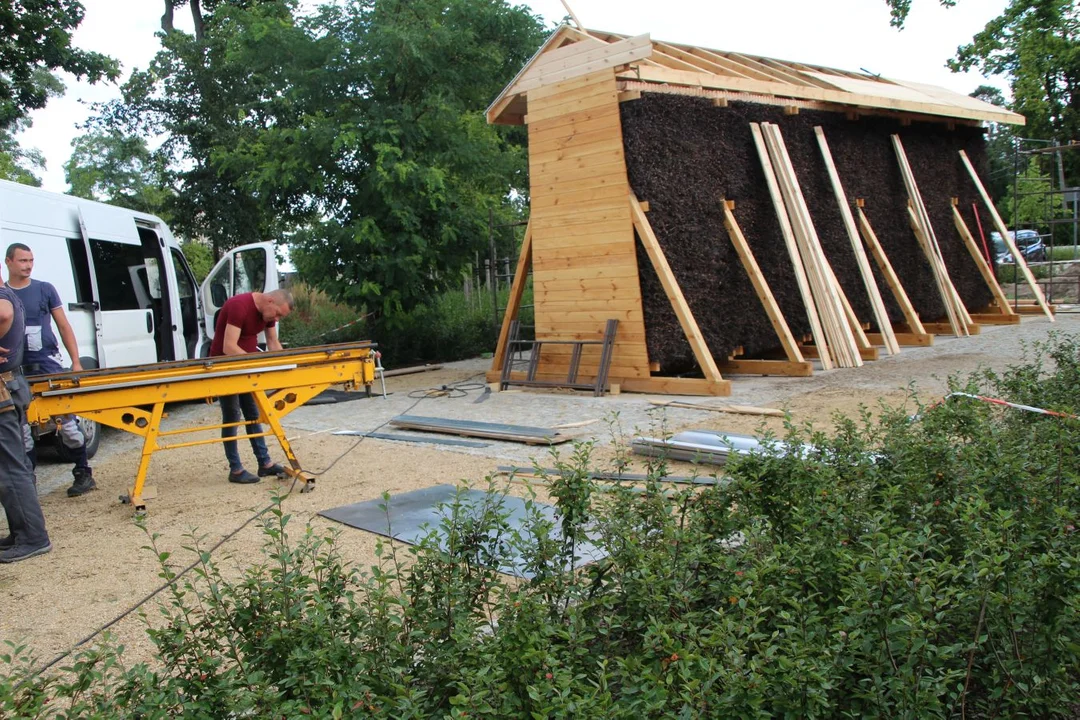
{"left": 996, "top": 262, "right": 1053, "bottom": 284}
{"left": 7, "top": 335, "right": 1077, "bottom": 718}
{"left": 278, "top": 280, "right": 534, "bottom": 368}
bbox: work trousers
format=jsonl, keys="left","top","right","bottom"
{"left": 0, "top": 378, "right": 49, "bottom": 546}
{"left": 28, "top": 356, "right": 88, "bottom": 469}
{"left": 220, "top": 394, "right": 272, "bottom": 473}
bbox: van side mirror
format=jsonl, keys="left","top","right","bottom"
{"left": 211, "top": 283, "right": 227, "bottom": 306}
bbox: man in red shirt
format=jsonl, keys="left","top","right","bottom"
{"left": 211, "top": 289, "right": 293, "bottom": 483}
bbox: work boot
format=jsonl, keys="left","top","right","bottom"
{"left": 0, "top": 535, "right": 13, "bottom": 550}
{"left": 0, "top": 542, "right": 52, "bottom": 563}
{"left": 258, "top": 462, "right": 286, "bottom": 478}
{"left": 68, "top": 467, "right": 97, "bottom": 497}
{"left": 228, "top": 468, "right": 260, "bottom": 484}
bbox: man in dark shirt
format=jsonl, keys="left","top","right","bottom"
{"left": 0, "top": 274, "right": 51, "bottom": 563}
{"left": 4, "top": 243, "right": 95, "bottom": 497}
{"left": 212, "top": 289, "right": 293, "bottom": 483}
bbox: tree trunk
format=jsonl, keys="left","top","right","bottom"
{"left": 190, "top": 0, "right": 205, "bottom": 41}
{"left": 161, "top": 0, "right": 174, "bottom": 33}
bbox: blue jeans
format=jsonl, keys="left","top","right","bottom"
{"left": 220, "top": 394, "right": 271, "bottom": 473}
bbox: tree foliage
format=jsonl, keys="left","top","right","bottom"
{"left": 0, "top": 120, "right": 44, "bottom": 186}
{"left": 0, "top": 0, "right": 118, "bottom": 131}
{"left": 220, "top": 0, "right": 545, "bottom": 314}
{"left": 64, "top": 130, "right": 171, "bottom": 214}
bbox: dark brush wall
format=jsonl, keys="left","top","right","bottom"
{"left": 620, "top": 93, "right": 993, "bottom": 373}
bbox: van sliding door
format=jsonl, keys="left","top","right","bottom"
{"left": 77, "top": 206, "right": 160, "bottom": 367}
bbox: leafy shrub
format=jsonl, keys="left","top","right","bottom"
{"left": 5, "top": 335, "right": 1078, "bottom": 718}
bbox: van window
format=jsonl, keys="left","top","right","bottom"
{"left": 66, "top": 238, "right": 93, "bottom": 303}
{"left": 171, "top": 249, "right": 195, "bottom": 299}
{"left": 90, "top": 239, "right": 151, "bottom": 311}
{"left": 233, "top": 247, "right": 267, "bottom": 294}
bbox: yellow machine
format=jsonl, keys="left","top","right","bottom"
{"left": 26, "top": 342, "right": 382, "bottom": 514}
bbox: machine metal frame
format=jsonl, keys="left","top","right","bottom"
{"left": 26, "top": 342, "right": 383, "bottom": 513}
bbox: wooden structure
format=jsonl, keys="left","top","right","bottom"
{"left": 486, "top": 25, "right": 1029, "bottom": 396}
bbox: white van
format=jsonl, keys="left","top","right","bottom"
{"left": 0, "top": 179, "right": 278, "bottom": 458}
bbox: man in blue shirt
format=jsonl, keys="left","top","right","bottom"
{"left": 0, "top": 273, "right": 51, "bottom": 562}
{"left": 4, "top": 243, "right": 95, "bottom": 497}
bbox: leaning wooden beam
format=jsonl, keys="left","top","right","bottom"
{"left": 892, "top": 135, "right": 966, "bottom": 336}
{"left": 762, "top": 122, "right": 861, "bottom": 367}
{"left": 490, "top": 222, "right": 533, "bottom": 374}
{"left": 855, "top": 207, "right": 925, "bottom": 335}
{"left": 628, "top": 192, "right": 725, "bottom": 383}
{"left": 959, "top": 149, "right": 1054, "bottom": 322}
{"left": 721, "top": 200, "right": 805, "bottom": 364}
{"left": 815, "top": 127, "right": 899, "bottom": 355}
{"left": 951, "top": 204, "right": 1017, "bottom": 317}
{"left": 749, "top": 123, "right": 832, "bottom": 370}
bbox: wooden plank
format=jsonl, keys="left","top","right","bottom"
{"left": 541, "top": 297, "right": 644, "bottom": 311}
{"left": 761, "top": 122, "right": 861, "bottom": 368}
{"left": 528, "top": 125, "right": 624, "bottom": 156}
{"left": 527, "top": 76, "right": 617, "bottom": 113}
{"left": 490, "top": 224, "right": 532, "bottom": 374}
{"left": 533, "top": 247, "right": 639, "bottom": 270}
{"left": 534, "top": 308, "right": 643, "bottom": 323}
{"left": 531, "top": 206, "right": 628, "bottom": 229}
{"left": 535, "top": 286, "right": 643, "bottom": 302}
{"left": 533, "top": 224, "right": 632, "bottom": 245}
{"left": 533, "top": 264, "right": 640, "bottom": 283}
{"left": 528, "top": 108, "right": 623, "bottom": 143}
{"left": 530, "top": 148, "right": 626, "bottom": 176}
{"left": 799, "top": 345, "right": 879, "bottom": 361}
{"left": 868, "top": 331, "right": 933, "bottom": 347}
{"left": 528, "top": 135, "right": 625, "bottom": 167}
{"left": 526, "top": 87, "right": 618, "bottom": 124}
{"left": 922, "top": 322, "right": 981, "bottom": 336}
{"left": 1012, "top": 304, "right": 1054, "bottom": 315}
{"left": 950, "top": 204, "right": 1016, "bottom": 317}
{"left": 618, "top": 65, "right": 1024, "bottom": 126}
{"left": 649, "top": 400, "right": 785, "bottom": 417}
{"left": 653, "top": 41, "right": 738, "bottom": 76}
{"left": 816, "top": 126, "right": 898, "bottom": 355}
{"left": 749, "top": 123, "right": 832, "bottom": 369}
{"left": 686, "top": 46, "right": 768, "bottom": 80}
{"left": 856, "top": 207, "right": 925, "bottom": 334}
{"left": 529, "top": 157, "right": 628, "bottom": 186}
{"left": 527, "top": 102, "right": 621, "bottom": 134}
{"left": 650, "top": 46, "right": 712, "bottom": 74}
{"left": 532, "top": 173, "right": 627, "bottom": 197}
{"left": 628, "top": 191, "right": 724, "bottom": 383}
{"left": 530, "top": 184, "right": 629, "bottom": 210}
{"left": 727, "top": 52, "right": 804, "bottom": 85}
{"left": 893, "top": 135, "right": 966, "bottom": 336}
{"left": 515, "top": 35, "right": 653, "bottom": 96}
{"left": 619, "top": 376, "right": 732, "bottom": 396}
{"left": 969, "top": 313, "right": 1021, "bottom": 325}
{"left": 721, "top": 201, "right": 804, "bottom": 363}
{"left": 959, "top": 149, "right": 1053, "bottom": 321}
{"left": 719, "top": 359, "right": 813, "bottom": 377}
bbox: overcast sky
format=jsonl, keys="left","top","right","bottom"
{"left": 19, "top": 0, "right": 1009, "bottom": 192}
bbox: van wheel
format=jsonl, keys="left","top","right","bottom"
{"left": 54, "top": 418, "right": 101, "bottom": 461}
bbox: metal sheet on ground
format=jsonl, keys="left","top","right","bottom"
{"left": 332, "top": 430, "right": 490, "bottom": 448}
{"left": 318, "top": 485, "right": 607, "bottom": 579}
{"left": 390, "top": 415, "right": 575, "bottom": 444}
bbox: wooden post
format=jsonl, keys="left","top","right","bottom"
{"left": 856, "top": 207, "right": 926, "bottom": 335}
{"left": 721, "top": 200, "right": 804, "bottom": 363}
{"left": 489, "top": 222, "right": 532, "bottom": 373}
{"left": 628, "top": 192, "right": 725, "bottom": 383}
{"left": 959, "top": 149, "right": 1054, "bottom": 321}
{"left": 750, "top": 123, "right": 832, "bottom": 370}
{"left": 816, "top": 127, "right": 899, "bottom": 355}
{"left": 951, "top": 204, "right": 1016, "bottom": 317}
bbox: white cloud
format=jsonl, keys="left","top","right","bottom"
{"left": 19, "top": 0, "right": 1009, "bottom": 193}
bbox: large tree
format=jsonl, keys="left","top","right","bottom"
{"left": 0, "top": 0, "right": 117, "bottom": 131}
{"left": 214, "top": 0, "right": 545, "bottom": 314}
{"left": 64, "top": 130, "right": 171, "bottom": 213}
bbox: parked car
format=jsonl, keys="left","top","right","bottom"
{"left": 991, "top": 229, "right": 1046, "bottom": 264}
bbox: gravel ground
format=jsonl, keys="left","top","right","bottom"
{"left": 2, "top": 311, "right": 1073, "bottom": 668}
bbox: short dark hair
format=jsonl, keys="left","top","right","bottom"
{"left": 5, "top": 242, "right": 31, "bottom": 260}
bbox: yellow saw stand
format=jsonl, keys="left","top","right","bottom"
{"left": 26, "top": 341, "right": 382, "bottom": 514}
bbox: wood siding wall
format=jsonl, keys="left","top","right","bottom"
{"left": 526, "top": 68, "right": 651, "bottom": 382}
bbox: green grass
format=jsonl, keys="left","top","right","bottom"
{"left": 1049, "top": 245, "right": 1080, "bottom": 261}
